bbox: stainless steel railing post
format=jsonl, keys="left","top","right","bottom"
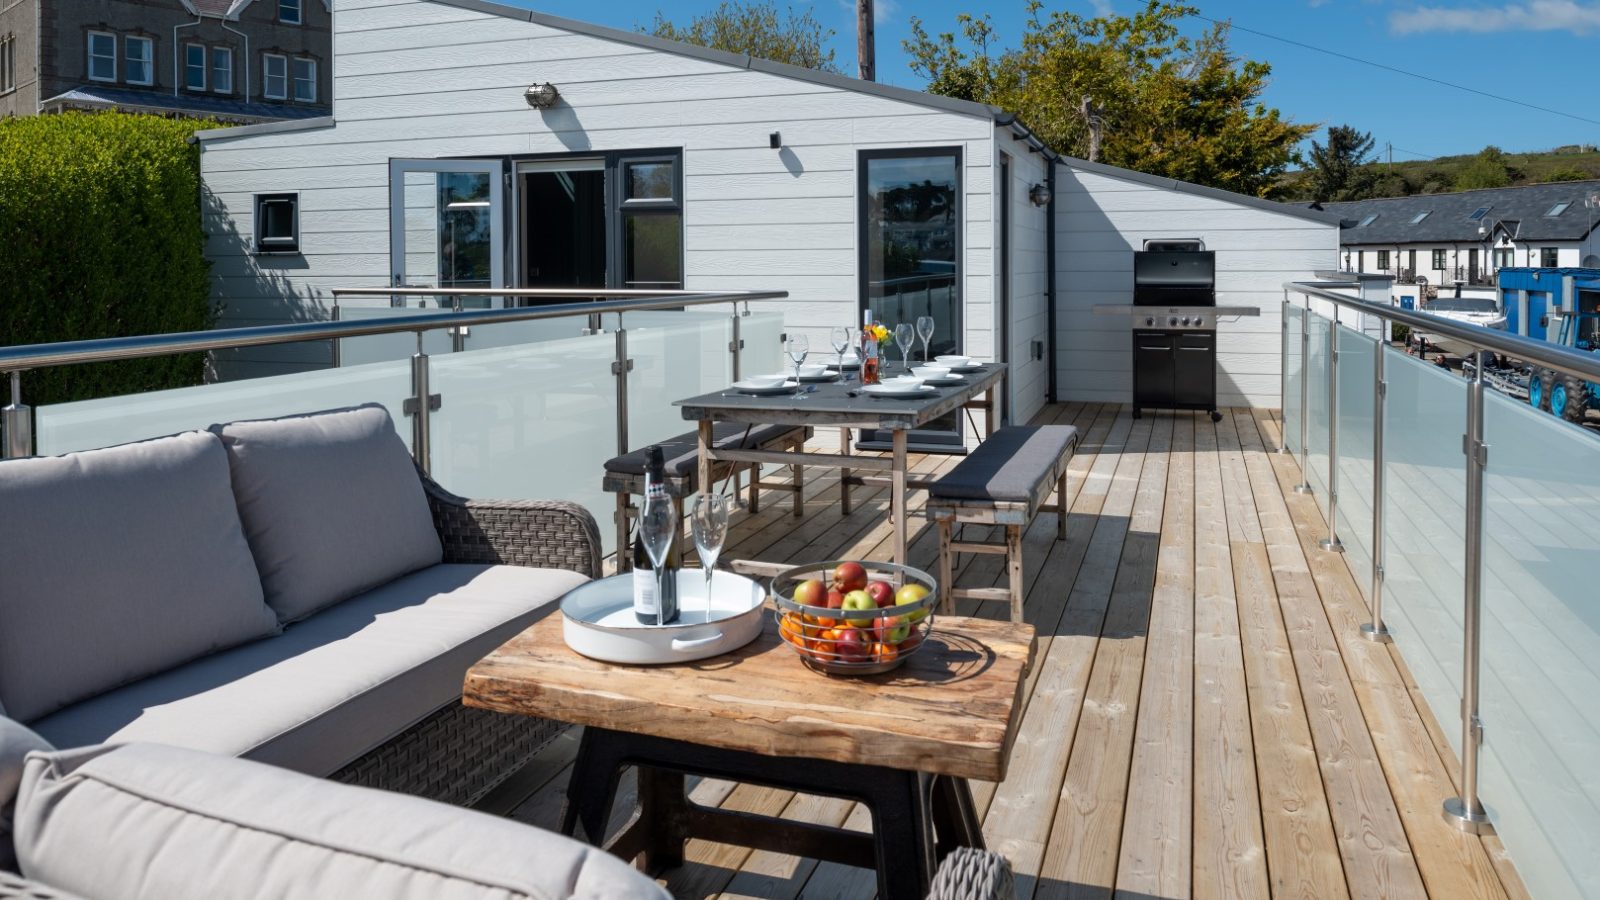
{"left": 408, "top": 333, "right": 432, "bottom": 473}
{"left": 1278, "top": 291, "right": 1290, "bottom": 454}
{"left": 2, "top": 371, "right": 32, "bottom": 459}
{"left": 1362, "top": 345, "right": 1392, "bottom": 642}
{"left": 1321, "top": 307, "right": 1345, "bottom": 552}
{"left": 1293, "top": 294, "right": 1313, "bottom": 494}
{"left": 613, "top": 315, "right": 632, "bottom": 457}
{"left": 1445, "top": 363, "right": 1494, "bottom": 833}
{"left": 730, "top": 301, "right": 744, "bottom": 382}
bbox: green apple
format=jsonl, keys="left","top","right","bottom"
{"left": 841, "top": 589, "right": 876, "bottom": 626}
{"left": 874, "top": 613, "right": 910, "bottom": 644}
{"left": 894, "top": 583, "right": 931, "bottom": 623}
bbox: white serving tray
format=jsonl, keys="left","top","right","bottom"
{"left": 560, "top": 570, "right": 766, "bottom": 664}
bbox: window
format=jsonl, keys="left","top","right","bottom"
{"left": 1468, "top": 206, "right": 1491, "bottom": 220}
{"left": 184, "top": 44, "right": 206, "bottom": 91}
{"left": 616, "top": 155, "right": 682, "bottom": 289}
{"left": 211, "top": 47, "right": 232, "bottom": 94}
{"left": 87, "top": 32, "right": 116, "bottom": 82}
{"left": 124, "top": 36, "right": 153, "bottom": 86}
{"left": 1409, "top": 211, "right": 1430, "bottom": 224}
{"left": 279, "top": 0, "right": 302, "bottom": 24}
{"left": 1407, "top": 249, "right": 1417, "bottom": 273}
{"left": 1, "top": 33, "right": 15, "bottom": 94}
{"left": 292, "top": 57, "right": 315, "bottom": 102}
{"left": 1356, "top": 250, "right": 1364, "bottom": 271}
{"left": 1432, "top": 249, "right": 1448, "bottom": 270}
{"left": 1546, "top": 202, "right": 1571, "bottom": 217}
{"left": 1541, "top": 247, "right": 1560, "bottom": 267}
{"left": 1358, "top": 213, "right": 1378, "bottom": 227}
{"left": 262, "top": 53, "right": 287, "bottom": 99}
{"left": 1377, "top": 250, "right": 1390, "bottom": 270}
{"left": 254, "top": 193, "right": 298, "bottom": 253}
{"left": 1494, "top": 248, "right": 1513, "bottom": 269}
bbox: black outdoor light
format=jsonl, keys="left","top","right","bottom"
{"left": 524, "top": 82, "right": 560, "bottom": 109}
{"left": 770, "top": 131, "right": 782, "bottom": 149}
{"left": 1028, "top": 183, "right": 1051, "bottom": 207}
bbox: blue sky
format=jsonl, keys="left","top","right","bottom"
{"left": 503, "top": 0, "right": 1600, "bottom": 162}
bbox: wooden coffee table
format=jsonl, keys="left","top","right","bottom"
{"left": 463, "top": 603, "right": 1035, "bottom": 900}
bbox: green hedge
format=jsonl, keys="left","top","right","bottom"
{"left": 0, "top": 112, "right": 215, "bottom": 406}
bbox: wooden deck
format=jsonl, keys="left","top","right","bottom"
{"left": 505, "top": 404, "right": 1530, "bottom": 900}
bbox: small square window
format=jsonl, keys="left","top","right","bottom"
{"left": 279, "top": 0, "right": 302, "bottom": 25}
{"left": 262, "top": 53, "right": 287, "bottom": 100}
{"left": 1468, "top": 206, "right": 1491, "bottom": 220}
{"left": 1546, "top": 202, "right": 1571, "bottom": 217}
{"left": 255, "top": 193, "right": 299, "bottom": 253}
{"left": 125, "top": 36, "right": 153, "bottom": 86}
{"left": 1357, "top": 213, "right": 1378, "bottom": 227}
{"left": 292, "top": 58, "right": 316, "bottom": 103}
{"left": 1, "top": 34, "right": 15, "bottom": 94}
{"left": 1409, "top": 211, "right": 1430, "bottom": 224}
{"left": 211, "top": 47, "right": 233, "bottom": 94}
{"left": 185, "top": 44, "right": 206, "bottom": 91}
{"left": 625, "top": 161, "right": 675, "bottom": 201}
{"left": 1541, "top": 247, "right": 1560, "bottom": 268}
{"left": 87, "top": 32, "right": 116, "bottom": 83}
{"left": 1376, "top": 250, "right": 1390, "bottom": 270}
{"left": 1432, "top": 249, "right": 1448, "bottom": 270}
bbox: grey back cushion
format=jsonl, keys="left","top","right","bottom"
{"left": 213, "top": 405, "right": 443, "bottom": 623}
{"left": 14, "top": 742, "right": 669, "bottom": 900}
{"left": 1, "top": 717, "right": 52, "bottom": 872}
{"left": 0, "top": 432, "right": 278, "bottom": 723}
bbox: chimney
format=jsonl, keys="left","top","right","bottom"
{"left": 857, "top": 0, "right": 875, "bottom": 81}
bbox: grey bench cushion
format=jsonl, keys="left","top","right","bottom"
{"left": 13, "top": 742, "right": 668, "bottom": 900}
{"left": 0, "top": 431, "right": 278, "bottom": 724}
{"left": 604, "top": 423, "right": 806, "bottom": 480}
{"left": 29, "top": 564, "right": 585, "bottom": 778}
{"left": 930, "top": 425, "right": 1080, "bottom": 504}
{"left": 1, "top": 718, "right": 52, "bottom": 872}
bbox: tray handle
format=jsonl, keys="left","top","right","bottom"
{"left": 671, "top": 632, "right": 725, "bottom": 652}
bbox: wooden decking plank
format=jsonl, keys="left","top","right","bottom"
{"left": 1116, "top": 412, "right": 1197, "bottom": 899}
{"left": 1236, "top": 410, "right": 1428, "bottom": 900}
{"left": 1191, "top": 415, "right": 1271, "bottom": 900}
{"left": 1218, "top": 412, "right": 1350, "bottom": 900}
{"left": 1033, "top": 412, "right": 1173, "bottom": 900}
{"left": 1252, "top": 411, "right": 1511, "bottom": 900}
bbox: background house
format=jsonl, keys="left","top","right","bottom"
{"left": 194, "top": 0, "right": 1337, "bottom": 422}
{"left": 0, "top": 0, "right": 331, "bottom": 123}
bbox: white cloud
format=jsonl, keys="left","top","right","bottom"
{"left": 1390, "top": 1, "right": 1600, "bottom": 35}
{"left": 1090, "top": 0, "right": 1116, "bottom": 16}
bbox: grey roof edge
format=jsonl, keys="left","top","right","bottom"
{"left": 193, "top": 116, "right": 337, "bottom": 142}
{"left": 1059, "top": 154, "right": 1344, "bottom": 226}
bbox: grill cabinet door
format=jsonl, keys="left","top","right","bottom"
{"left": 1133, "top": 331, "right": 1175, "bottom": 408}
{"left": 1174, "top": 332, "right": 1216, "bottom": 408}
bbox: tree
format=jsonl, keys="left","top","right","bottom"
{"left": 645, "top": 1, "right": 839, "bottom": 72}
{"left": 1455, "top": 146, "right": 1513, "bottom": 191}
{"left": 1307, "top": 125, "right": 1376, "bottom": 202}
{"left": 1540, "top": 167, "right": 1592, "bottom": 183}
{"left": 904, "top": 1, "right": 1314, "bottom": 198}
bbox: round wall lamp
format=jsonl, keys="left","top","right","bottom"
{"left": 1028, "top": 183, "right": 1052, "bottom": 207}
{"left": 524, "top": 82, "right": 560, "bottom": 109}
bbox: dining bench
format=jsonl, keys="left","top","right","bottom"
{"left": 928, "top": 425, "right": 1079, "bottom": 622}
{"left": 603, "top": 423, "right": 812, "bottom": 566}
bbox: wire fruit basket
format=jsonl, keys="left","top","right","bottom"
{"left": 771, "top": 559, "right": 938, "bottom": 675}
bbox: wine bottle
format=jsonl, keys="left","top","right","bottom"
{"left": 633, "top": 445, "right": 680, "bottom": 625}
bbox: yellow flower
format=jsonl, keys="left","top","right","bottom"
{"left": 871, "top": 324, "right": 890, "bottom": 341}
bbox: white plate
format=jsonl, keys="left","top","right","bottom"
{"left": 731, "top": 380, "right": 800, "bottom": 395}
{"left": 935, "top": 355, "right": 973, "bottom": 367}
{"left": 921, "top": 372, "right": 966, "bottom": 385}
{"left": 862, "top": 383, "right": 937, "bottom": 397}
{"left": 561, "top": 571, "right": 766, "bottom": 664}
{"left": 797, "top": 372, "right": 839, "bottom": 383}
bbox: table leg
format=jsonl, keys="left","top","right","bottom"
{"left": 930, "top": 775, "right": 986, "bottom": 861}
{"left": 985, "top": 386, "right": 997, "bottom": 438}
{"left": 870, "top": 770, "right": 937, "bottom": 900}
{"left": 892, "top": 428, "right": 908, "bottom": 566}
{"left": 558, "top": 728, "right": 627, "bottom": 847}
{"left": 637, "top": 767, "right": 689, "bottom": 871}
{"left": 839, "top": 426, "right": 853, "bottom": 515}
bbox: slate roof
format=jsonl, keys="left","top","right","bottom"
{"left": 1320, "top": 181, "right": 1600, "bottom": 244}
{"left": 189, "top": 0, "right": 241, "bottom": 17}
{"left": 44, "top": 86, "right": 327, "bottom": 123}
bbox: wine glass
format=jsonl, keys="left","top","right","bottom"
{"left": 916, "top": 315, "right": 935, "bottom": 363}
{"left": 830, "top": 326, "right": 850, "bottom": 372}
{"left": 785, "top": 334, "right": 809, "bottom": 388}
{"left": 691, "top": 493, "right": 730, "bottom": 604}
{"left": 894, "top": 323, "right": 915, "bottom": 374}
{"left": 638, "top": 490, "right": 678, "bottom": 626}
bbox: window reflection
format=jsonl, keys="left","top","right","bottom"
{"left": 862, "top": 154, "right": 960, "bottom": 358}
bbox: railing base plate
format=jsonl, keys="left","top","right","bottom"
{"left": 1319, "top": 537, "right": 1345, "bottom": 553}
{"left": 1359, "top": 623, "right": 1393, "bottom": 643}
{"left": 1293, "top": 483, "right": 1313, "bottom": 495}
{"left": 1443, "top": 797, "right": 1495, "bottom": 834}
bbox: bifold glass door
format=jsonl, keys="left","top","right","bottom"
{"left": 389, "top": 159, "right": 506, "bottom": 309}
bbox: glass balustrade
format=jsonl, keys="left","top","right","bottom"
{"left": 1334, "top": 325, "right": 1377, "bottom": 596}
{"left": 1283, "top": 305, "right": 1302, "bottom": 457}
{"left": 1305, "top": 311, "right": 1330, "bottom": 511}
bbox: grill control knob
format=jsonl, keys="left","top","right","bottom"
{"left": 1169, "top": 317, "right": 1179, "bottom": 327}
{"left": 1182, "top": 317, "right": 1193, "bottom": 326}
{"left": 1145, "top": 316, "right": 1155, "bottom": 326}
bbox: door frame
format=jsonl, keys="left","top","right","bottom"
{"left": 388, "top": 157, "right": 509, "bottom": 306}
{"left": 998, "top": 151, "right": 1012, "bottom": 426}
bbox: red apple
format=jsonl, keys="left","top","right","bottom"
{"left": 834, "top": 627, "right": 870, "bottom": 663}
{"left": 793, "top": 578, "right": 827, "bottom": 608}
{"left": 873, "top": 613, "right": 909, "bottom": 645}
{"left": 865, "top": 580, "right": 895, "bottom": 607}
{"left": 833, "top": 561, "right": 868, "bottom": 592}
{"left": 825, "top": 588, "right": 845, "bottom": 609}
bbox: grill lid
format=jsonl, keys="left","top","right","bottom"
{"left": 1133, "top": 249, "right": 1215, "bottom": 306}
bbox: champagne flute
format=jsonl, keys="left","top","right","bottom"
{"left": 785, "top": 335, "right": 809, "bottom": 391}
{"left": 691, "top": 493, "right": 730, "bottom": 605}
{"left": 916, "top": 315, "right": 935, "bottom": 363}
{"left": 830, "top": 326, "right": 850, "bottom": 372}
{"left": 638, "top": 489, "right": 678, "bottom": 627}
{"left": 894, "top": 323, "right": 915, "bottom": 374}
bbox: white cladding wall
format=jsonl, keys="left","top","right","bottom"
{"left": 1054, "top": 165, "right": 1338, "bottom": 408}
{"left": 199, "top": 0, "right": 998, "bottom": 378}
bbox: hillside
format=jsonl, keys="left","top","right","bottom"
{"left": 1280, "top": 145, "right": 1600, "bottom": 201}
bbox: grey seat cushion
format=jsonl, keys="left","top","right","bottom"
{"left": 930, "top": 425, "right": 1080, "bottom": 503}
{"left": 604, "top": 423, "right": 806, "bottom": 480}
{"left": 0, "top": 431, "right": 278, "bottom": 724}
{"left": 213, "top": 404, "right": 444, "bottom": 624}
{"left": 1, "top": 718, "right": 52, "bottom": 872}
{"left": 13, "top": 742, "right": 668, "bottom": 900}
{"left": 30, "top": 564, "right": 585, "bottom": 778}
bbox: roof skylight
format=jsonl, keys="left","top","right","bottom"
{"left": 1469, "top": 206, "right": 1491, "bottom": 220}
{"left": 1410, "top": 211, "right": 1431, "bottom": 224}
{"left": 1546, "top": 202, "right": 1571, "bottom": 217}
{"left": 1358, "top": 213, "right": 1379, "bottom": 227}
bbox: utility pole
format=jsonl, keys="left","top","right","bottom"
{"left": 857, "top": 0, "right": 875, "bottom": 82}
{"left": 1387, "top": 141, "right": 1393, "bottom": 172}
{"left": 1080, "top": 96, "right": 1103, "bottom": 162}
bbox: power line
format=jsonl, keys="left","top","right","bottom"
{"left": 1390, "top": 146, "right": 1436, "bottom": 161}
{"left": 1188, "top": 11, "right": 1600, "bottom": 129}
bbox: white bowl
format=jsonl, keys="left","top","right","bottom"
{"left": 889, "top": 374, "right": 924, "bottom": 385}
{"left": 797, "top": 364, "right": 828, "bottom": 377}
{"left": 745, "top": 374, "right": 787, "bottom": 388}
{"left": 935, "top": 355, "right": 973, "bottom": 367}
{"left": 911, "top": 365, "right": 951, "bottom": 380}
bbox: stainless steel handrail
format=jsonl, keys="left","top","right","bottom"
{"left": 1287, "top": 281, "right": 1600, "bottom": 384}
{"left": 0, "top": 290, "right": 786, "bottom": 371}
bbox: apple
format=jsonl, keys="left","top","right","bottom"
{"left": 825, "top": 588, "right": 845, "bottom": 609}
{"left": 873, "top": 613, "right": 910, "bottom": 645}
{"left": 841, "top": 589, "right": 877, "bottom": 626}
{"left": 793, "top": 578, "right": 827, "bottom": 608}
{"left": 894, "top": 583, "right": 932, "bottom": 623}
{"left": 834, "top": 627, "right": 870, "bottom": 663}
{"left": 865, "top": 580, "right": 895, "bottom": 607}
{"left": 834, "top": 561, "right": 868, "bottom": 592}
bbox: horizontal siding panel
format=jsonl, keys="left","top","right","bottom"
{"left": 337, "top": 53, "right": 738, "bottom": 100}
{"left": 1058, "top": 208, "right": 1331, "bottom": 233}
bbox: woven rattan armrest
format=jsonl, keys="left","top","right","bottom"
{"left": 421, "top": 473, "right": 603, "bottom": 579}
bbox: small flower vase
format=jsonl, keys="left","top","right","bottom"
{"left": 862, "top": 341, "right": 881, "bottom": 385}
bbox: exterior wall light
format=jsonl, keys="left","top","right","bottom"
{"left": 524, "top": 82, "right": 560, "bottom": 109}
{"left": 1028, "top": 183, "right": 1051, "bottom": 207}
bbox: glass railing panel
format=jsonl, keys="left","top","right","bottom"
{"left": 1305, "top": 310, "right": 1330, "bottom": 513}
{"left": 1335, "top": 326, "right": 1378, "bottom": 599}
{"left": 1283, "top": 304, "right": 1302, "bottom": 456}
{"left": 1381, "top": 349, "right": 1467, "bottom": 760}
{"left": 1478, "top": 390, "right": 1600, "bottom": 899}
{"left": 335, "top": 307, "right": 454, "bottom": 366}
{"left": 463, "top": 314, "right": 594, "bottom": 351}
{"left": 426, "top": 320, "right": 619, "bottom": 556}
{"left": 36, "top": 359, "right": 413, "bottom": 455}
{"left": 737, "top": 311, "right": 786, "bottom": 379}
{"left": 627, "top": 311, "right": 737, "bottom": 453}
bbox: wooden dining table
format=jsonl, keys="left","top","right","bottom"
{"left": 674, "top": 363, "right": 1007, "bottom": 566}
